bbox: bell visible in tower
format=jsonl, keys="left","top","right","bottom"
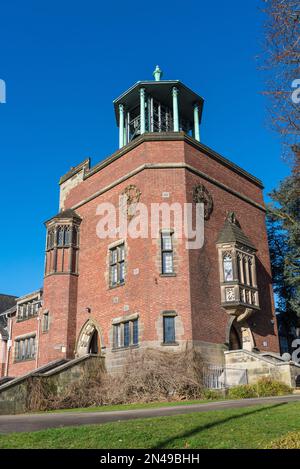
{"left": 113, "top": 66, "right": 204, "bottom": 148}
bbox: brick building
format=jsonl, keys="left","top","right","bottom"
{"left": 0, "top": 67, "right": 280, "bottom": 379}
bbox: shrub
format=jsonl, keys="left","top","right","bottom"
{"left": 27, "top": 347, "right": 206, "bottom": 411}
{"left": 267, "top": 432, "right": 300, "bottom": 449}
{"left": 227, "top": 377, "right": 292, "bottom": 400}
{"left": 254, "top": 377, "right": 291, "bottom": 397}
{"left": 227, "top": 384, "right": 257, "bottom": 399}
{"left": 202, "top": 389, "right": 224, "bottom": 400}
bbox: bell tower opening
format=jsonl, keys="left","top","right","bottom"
{"left": 113, "top": 66, "right": 204, "bottom": 148}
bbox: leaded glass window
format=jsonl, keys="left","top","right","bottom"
{"left": 132, "top": 319, "right": 139, "bottom": 345}
{"left": 163, "top": 315, "right": 176, "bottom": 344}
{"left": 113, "top": 319, "right": 139, "bottom": 348}
{"left": 109, "top": 244, "right": 125, "bottom": 287}
{"left": 223, "top": 253, "right": 233, "bottom": 282}
{"left": 161, "top": 232, "right": 174, "bottom": 274}
{"left": 15, "top": 335, "right": 36, "bottom": 361}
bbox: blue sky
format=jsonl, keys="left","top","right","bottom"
{"left": 0, "top": 0, "right": 291, "bottom": 297}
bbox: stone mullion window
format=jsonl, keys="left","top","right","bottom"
{"left": 223, "top": 252, "right": 233, "bottom": 282}
{"left": 161, "top": 231, "right": 174, "bottom": 275}
{"left": 112, "top": 318, "right": 139, "bottom": 349}
{"left": 52, "top": 226, "right": 58, "bottom": 272}
{"left": 247, "top": 257, "right": 253, "bottom": 287}
{"left": 237, "top": 253, "right": 243, "bottom": 284}
{"left": 251, "top": 257, "right": 257, "bottom": 288}
{"left": 124, "top": 321, "right": 130, "bottom": 347}
{"left": 45, "top": 223, "right": 80, "bottom": 275}
{"left": 42, "top": 311, "right": 50, "bottom": 332}
{"left": 162, "top": 312, "right": 177, "bottom": 345}
{"left": 109, "top": 244, "right": 125, "bottom": 287}
{"left": 243, "top": 255, "right": 250, "bottom": 286}
{"left": 15, "top": 335, "right": 36, "bottom": 362}
{"left": 132, "top": 319, "right": 138, "bottom": 345}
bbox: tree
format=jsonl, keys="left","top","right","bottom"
{"left": 267, "top": 164, "right": 300, "bottom": 351}
{"left": 263, "top": 1, "right": 300, "bottom": 351}
{"left": 263, "top": 0, "right": 300, "bottom": 164}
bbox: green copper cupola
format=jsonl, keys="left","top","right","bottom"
{"left": 113, "top": 66, "right": 204, "bottom": 149}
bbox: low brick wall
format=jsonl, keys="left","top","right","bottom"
{"left": 0, "top": 355, "right": 105, "bottom": 415}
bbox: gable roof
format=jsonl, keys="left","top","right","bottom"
{"left": 0, "top": 294, "right": 17, "bottom": 340}
{"left": 0, "top": 294, "right": 17, "bottom": 314}
{"left": 216, "top": 212, "right": 256, "bottom": 250}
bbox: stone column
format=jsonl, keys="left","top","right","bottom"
{"left": 172, "top": 87, "right": 179, "bottom": 132}
{"left": 140, "top": 88, "right": 146, "bottom": 134}
{"left": 119, "top": 104, "right": 125, "bottom": 148}
{"left": 193, "top": 104, "right": 200, "bottom": 141}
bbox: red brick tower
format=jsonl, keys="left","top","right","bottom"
{"left": 4, "top": 67, "right": 279, "bottom": 377}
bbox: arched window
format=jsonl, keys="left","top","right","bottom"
{"left": 223, "top": 253, "right": 233, "bottom": 282}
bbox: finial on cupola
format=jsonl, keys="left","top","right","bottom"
{"left": 153, "top": 65, "right": 163, "bottom": 81}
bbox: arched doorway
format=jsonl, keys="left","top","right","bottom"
{"left": 229, "top": 325, "right": 242, "bottom": 350}
{"left": 76, "top": 319, "right": 102, "bottom": 357}
{"left": 226, "top": 317, "right": 255, "bottom": 352}
{"left": 89, "top": 329, "right": 99, "bottom": 354}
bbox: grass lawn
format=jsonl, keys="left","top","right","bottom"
{"left": 1, "top": 401, "right": 300, "bottom": 449}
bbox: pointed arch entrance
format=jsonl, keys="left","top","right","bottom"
{"left": 229, "top": 324, "right": 242, "bottom": 350}
{"left": 76, "top": 319, "right": 102, "bottom": 357}
{"left": 226, "top": 317, "right": 255, "bottom": 352}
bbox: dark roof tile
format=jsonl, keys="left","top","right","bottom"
{"left": 216, "top": 212, "right": 256, "bottom": 250}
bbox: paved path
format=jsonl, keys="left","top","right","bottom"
{"left": 0, "top": 394, "right": 300, "bottom": 434}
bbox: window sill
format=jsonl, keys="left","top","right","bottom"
{"left": 109, "top": 282, "right": 125, "bottom": 290}
{"left": 112, "top": 344, "right": 139, "bottom": 352}
{"left": 160, "top": 273, "right": 176, "bottom": 278}
{"left": 16, "top": 315, "right": 38, "bottom": 323}
{"left": 44, "top": 272, "right": 79, "bottom": 278}
{"left": 14, "top": 358, "right": 36, "bottom": 364}
{"left": 161, "top": 342, "right": 179, "bottom": 346}
{"left": 221, "top": 301, "right": 260, "bottom": 310}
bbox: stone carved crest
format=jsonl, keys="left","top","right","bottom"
{"left": 192, "top": 184, "right": 213, "bottom": 220}
{"left": 121, "top": 185, "right": 141, "bottom": 220}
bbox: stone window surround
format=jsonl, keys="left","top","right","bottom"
{"left": 107, "top": 239, "right": 126, "bottom": 289}
{"left": 160, "top": 229, "right": 176, "bottom": 277}
{"left": 112, "top": 313, "right": 139, "bottom": 351}
{"left": 16, "top": 293, "right": 42, "bottom": 323}
{"left": 42, "top": 310, "right": 50, "bottom": 333}
{"left": 217, "top": 244, "right": 259, "bottom": 309}
{"left": 45, "top": 221, "right": 80, "bottom": 276}
{"left": 46, "top": 222, "right": 80, "bottom": 251}
{"left": 14, "top": 333, "right": 36, "bottom": 363}
{"left": 161, "top": 310, "right": 179, "bottom": 346}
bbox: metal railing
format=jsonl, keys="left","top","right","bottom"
{"left": 203, "top": 365, "right": 248, "bottom": 389}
